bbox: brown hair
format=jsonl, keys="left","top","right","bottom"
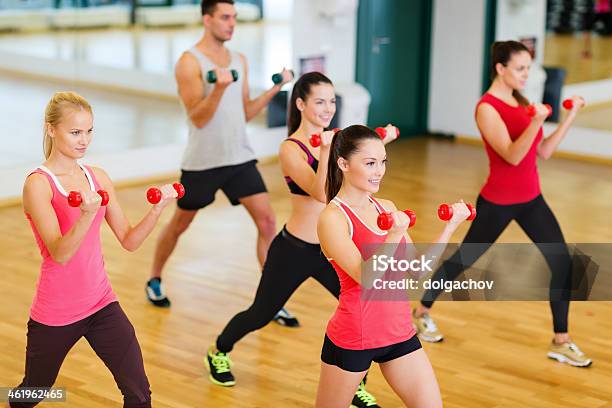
{"left": 287, "top": 72, "right": 334, "bottom": 136}
{"left": 200, "top": 0, "right": 234, "bottom": 16}
{"left": 326, "top": 125, "right": 382, "bottom": 202}
{"left": 490, "top": 41, "right": 530, "bottom": 106}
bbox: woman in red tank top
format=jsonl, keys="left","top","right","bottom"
{"left": 316, "top": 125, "right": 470, "bottom": 408}
{"left": 413, "top": 41, "right": 592, "bottom": 368}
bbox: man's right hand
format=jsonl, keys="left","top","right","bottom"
{"left": 213, "top": 68, "right": 235, "bottom": 89}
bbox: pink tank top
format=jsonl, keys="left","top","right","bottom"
{"left": 325, "top": 196, "right": 415, "bottom": 350}
{"left": 595, "top": 0, "right": 611, "bottom": 13}
{"left": 25, "top": 164, "right": 117, "bottom": 326}
{"left": 477, "top": 93, "right": 543, "bottom": 205}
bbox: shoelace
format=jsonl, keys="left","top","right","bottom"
{"left": 567, "top": 342, "right": 585, "bottom": 357}
{"left": 212, "top": 353, "right": 232, "bottom": 374}
{"left": 355, "top": 384, "right": 378, "bottom": 406}
{"left": 422, "top": 314, "right": 438, "bottom": 332}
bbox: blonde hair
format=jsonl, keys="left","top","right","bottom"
{"left": 43, "top": 91, "right": 93, "bottom": 159}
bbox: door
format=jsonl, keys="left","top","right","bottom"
{"left": 356, "top": 0, "right": 433, "bottom": 136}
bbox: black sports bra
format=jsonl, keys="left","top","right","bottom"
{"left": 283, "top": 138, "right": 319, "bottom": 197}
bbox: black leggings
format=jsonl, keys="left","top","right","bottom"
{"left": 420, "top": 195, "right": 572, "bottom": 333}
{"left": 216, "top": 226, "right": 340, "bottom": 353}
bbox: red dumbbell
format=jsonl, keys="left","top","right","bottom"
{"left": 68, "top": 190, "right": 109, "bottom": 207}
{"left": 526, "top": 104, "right": 552, "bottom": 118}
{"left": 437, "top": 203, "right": 476, "bottom": 222}
{"left": 374, "top": 126, "right": 400, "bottom": 140}
{"left": 146, "top": 183, "right": 185, "bottom": 204}
{"left": 377, "top": 209, "right": 416, "bottom": 231}
{"left": 309, "top": 128, "right": 341, "bottom": 147}
{"left": 562, "top": 98, "right": 585, "bottom": 110}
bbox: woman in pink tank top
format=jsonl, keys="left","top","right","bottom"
{"left": 316, "top": 125, "right": 470, "bottom": 408}
{"left": 10, "top": 92, "right": 178, "bottom": 408}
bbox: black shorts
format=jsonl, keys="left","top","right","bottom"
{"left": 584, "top": 12, "right": 611, "bottom": 31}
{"left": 178, "top": 160, "right": 267, "bottom": 210}
{"left": 321, "top": 334, "right": 422, "bottom": 372}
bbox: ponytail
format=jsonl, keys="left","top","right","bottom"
{"left": 490, "top": 41, "right": 530, "bottom": 106}
{"left": 43, "top": 91, "right": 93, "bottom": 159}
{"left": 287, "top": 72, "right": 333, "bottom": 136}
{"left": 325, "top": 125, "right": 381, "bottom": 202}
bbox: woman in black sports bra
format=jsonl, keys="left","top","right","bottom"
{"left": 206, "top": 73, "right": 397, "bottom": 405}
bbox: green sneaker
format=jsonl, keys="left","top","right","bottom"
{"left": 351, "top": 380, "right": 380, "bottom": 408}
{"left": 205, "top": 345, "right": 236, "bottom": 386}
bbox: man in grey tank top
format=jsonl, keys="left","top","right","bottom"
{"left": 146, "top": 0, "right": 296, "bottom": 321}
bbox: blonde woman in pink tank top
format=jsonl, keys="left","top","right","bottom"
{"left": 9, "top": 92, "right": 178, "bottom": 408}
{"left": 316, "top": 125, "right": 470, "bottom": 407}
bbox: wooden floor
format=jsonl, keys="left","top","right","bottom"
{"left": 545, "top": 33, "right": 612, "bottom": 84}
{"left": 1, "top": 138, "right": 612, "bottom": 407}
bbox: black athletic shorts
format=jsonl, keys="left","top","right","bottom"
{"left": 321, "top": 334, "right": 422, "bottom": 372}
{"left": 584, "top": 12, "right": 611, "bottom": 31}
{"left": 178, "top": 160, "right": 267, "bottom": 210}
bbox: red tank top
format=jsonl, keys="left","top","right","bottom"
{"left": 477, "top": 93, "right": 543, "bottom": 205}
{"left": 325, "top": 196, "right": 415, "bottom": 350}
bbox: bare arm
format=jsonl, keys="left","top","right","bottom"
{"left": 537, "top": 96, "right": 585, "bottom": 159}
{"left": 93, "top": 168, "right": 177, "bottom": 252}
{"left": 476, "top": 102, "right": 547, "bottom": 166}
{"left": 279, "top": 131, "right": 334, "bottom": 203}
{"left": 241, "top": 54, "right": 291, "bottom": 122}
{"left": 175, "top": 53, "right": 233, "bottom": 129}
{"left": 23, "top": 174, "right": 100, "bottom": 265}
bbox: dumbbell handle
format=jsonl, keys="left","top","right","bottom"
{"left": 309, "top": 128, "right": 341, "bottom": 147}
{"left": 377, "top": 209, "right": 416, "bottom": 231}
{"left": 67, "top": 190, "right": 109, "bottom": 207}
{"left": 272, "top": 69, "right": 294, "bottom": 84}
{"left": 207, "top": 69, "right": 239, "bottom": 83}
{"left": 146, "top": 183, "right": 185, "bottom": 204}
{"left": 526, "top": 104, "right": 552, "bottom": 118}
{"left": 437, "top": 203, "right": 476, "bottom": 221}
{"left": 374, "top": 126, "right": 400, "bottom": 140}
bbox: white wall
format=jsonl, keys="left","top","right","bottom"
{"left": 495, "top": 0, "right": 547, "bottom": 64}
{"left": 263, "top": 0, "right": 292, "bottom": 21}
{"left": 291, "top": 0, "right": 358, "bottom": 85}
{"left": 428, "top": 0, "right": 486, "bottom": 137}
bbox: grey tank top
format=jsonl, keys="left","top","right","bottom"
{"left": 180, "top": 47, "right": 255, "bottom": 171}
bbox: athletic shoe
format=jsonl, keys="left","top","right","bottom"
{"left": 351, "top": 380, "right": 380, "bottom": 408}
{"left": 273, "top": 307, "right": 300, "bottom": 327}
{"left": 205, "top": 346, "right": 236, "bottom": 386}
{"left": 547, "top": 340, "right": 592, "bottom": 367}
{"left": 146, "top": 278, "right": 171, "bottom": 307}
{"left": 412, "top": 309, "right": 444, "bottom": 343}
